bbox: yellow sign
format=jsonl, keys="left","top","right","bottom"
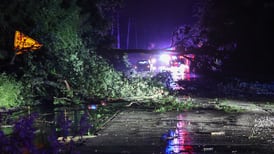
{"left": 14, "top": 31, "right": 42, "bottom": 55}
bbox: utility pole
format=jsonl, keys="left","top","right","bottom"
{"left": 111, "top": 15, "right": 114, "bottom": 36}
{"left": 117, "top": 13, "right": 120, "bottom": 49}
{"left": 126, "top": 17, "right": 131, "bottom": 49}
{"left": 135, "top": 21, "right": 138, "bottom": 49}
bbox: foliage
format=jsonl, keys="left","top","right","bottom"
{"left": 98, "top": 49, "right": 133, "bottom": 74}
{"left": 172, "top": 24, "right": 207, "bottom": 51}
{"left": 77, "top": 0, "right": 123, "bottom": 49}
{"left": 176, "top": 0, "right": 274, "bottom": 76}
{"left": 120, "top": 76, "right": 164, "bottom": 98}
{"left": 154, "top": 96, "right": 195, "bottom": 112}
{"left": 0, "top": 0, "right": 84, "bottom": 103}
{"left": 85, "top": 54, "right": 165, "bottom": 100}
{"left": 1, "top": 0, "right": 117, "bottom": 104}
{"left": 152, "top": 71, "right": 174, "bottom": 90}
{"left": 0, "top": 73, "right": 24, "bottom": 108}
{"left": 23, "top": 0, "right": 88, "bottom": 103}
{"left": 171, "top": 24, "right": 230, "bottom": 73}
{"left": 172, "top": 0, "right": 242, "bottom": 74}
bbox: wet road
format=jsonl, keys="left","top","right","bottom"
{"left": 78, "top": 109, "right": 274, "bottom": 154}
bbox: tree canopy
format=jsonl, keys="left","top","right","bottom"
{"left": 0, "top": 0, "right": 167, "bottom": 107}
{"left": 172, "top": 0, "right": 274, "bottom": 79}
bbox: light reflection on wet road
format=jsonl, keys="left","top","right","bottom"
{"left": 165, "top": 114, "right": 193, "bottom": 154}
{"left": 162, "top": 111, "right": 274, "bottom": 154}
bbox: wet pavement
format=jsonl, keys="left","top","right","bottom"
{"left": 78, "top": 108, "right": 274, "bottom": 154}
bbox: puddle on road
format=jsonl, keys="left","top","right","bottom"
{"left": 162, "top": 112, "right": 273, "bottom": 154}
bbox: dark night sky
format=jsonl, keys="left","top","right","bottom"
{"left": 118, "top": 0, "right": 197, "bottom": 49}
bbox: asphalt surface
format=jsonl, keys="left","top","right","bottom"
{"left": 77, "top": 107, "right": 274, "bottom": 154}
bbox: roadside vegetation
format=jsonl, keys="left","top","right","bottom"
{"left": 0, "top": 73, "right": 24, "bottom": 108}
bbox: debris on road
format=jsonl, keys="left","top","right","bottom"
{"left": 211, "top": 131, "right": 225, "bottom": 136}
